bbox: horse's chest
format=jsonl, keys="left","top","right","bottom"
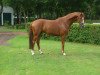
{"left": 59, "top": 25, "right": 69, "bottom": 35}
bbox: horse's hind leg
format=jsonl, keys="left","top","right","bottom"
{"left": 31, "top": 35, "right": 37, "bottom": 55}
{"left": 36, "top": 36, "right": 43, "bottom": 54}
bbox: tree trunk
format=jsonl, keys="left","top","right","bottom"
{"left": 16, "top": 8, "right": 21, "bottom": 24}
{"left": 0, "top": 0, "right": 3, "bottom": 15}
{"left": 23, "top": 11, "right": 27, "bottom": 29}
{"left": 0, "top": 0, "right": 3, "bottom": 25}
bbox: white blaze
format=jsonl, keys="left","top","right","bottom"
{"left": 82, "top": 17, "right": 84, "bottom": 24}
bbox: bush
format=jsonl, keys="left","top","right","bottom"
{"left": 41, "top": 24, "right": 100, "bottom": 45}
{"left": 67, "top": 24, "right": 100, "bottom": 45}
{"left": 10, "top": 23, "right": 29, "bottom": 29}
{"left": 4, "top": 21, "right": 12, "bottom": 28}
{"left": 15, "top": 24, "right": 25, "bottom": 29}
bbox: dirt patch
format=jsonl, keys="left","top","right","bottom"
{"left": 0, "top": 32, "right": 27, "bottom": 46}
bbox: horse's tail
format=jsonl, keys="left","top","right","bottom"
{"left": 29, "top": 25, "right": 33, "bottom": 49}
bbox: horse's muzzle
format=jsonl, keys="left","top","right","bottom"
{"left": 80, "top": 23, "right": 85, "bottom": 28}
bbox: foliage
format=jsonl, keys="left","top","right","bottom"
{"left": 0, "top": 0, "right": 3, "bottom": 15}
{"left": 3, "top": 21, "right": 11, "bottom": 28}
{"left": 67, "top": 24, "right": 100, "bottom": 45}
{"left": 15, "top": 24, "right": 25, "bottom": 29}
{"left": 2, "top": 0, "right": 100, "bottom": 22}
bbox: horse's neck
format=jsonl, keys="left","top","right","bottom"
{"left": 64, "top": 14, "right": 77, "bottom": 28}
{"left": 56, "top": 14, "right": 77, "bottom": 28}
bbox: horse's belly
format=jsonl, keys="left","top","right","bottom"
{"left": 44, "top": 28, "right": 60, "bottom": 36}
{"left": 47, "top": 32, "right": 60, "bottom": 36}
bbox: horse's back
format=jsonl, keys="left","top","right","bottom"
{"left": 30, "top": 19, "right": 63, "bottom": 36}
{"left": 31, "top": 19, "right": 57, "bottom": 30}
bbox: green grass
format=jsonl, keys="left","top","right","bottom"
{"left": 0, "top": 35, "right": 100, "bottom": 75}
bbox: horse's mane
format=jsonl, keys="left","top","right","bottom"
{"left": 65, "top": 12, "right": 81, "bottom": 19}
{"left": 56, "top": 12, "right": 81, "bottom": 21}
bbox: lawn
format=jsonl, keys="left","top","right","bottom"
{"left": 0, "top": 35, "right": 100, "bottom": 75}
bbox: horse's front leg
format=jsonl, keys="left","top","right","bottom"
{"left": 61, "top": 35, "right": 66, "bottom": 55}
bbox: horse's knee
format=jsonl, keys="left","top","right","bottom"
{"left": 33, "top": 35, "right": 38, "bottom": 41}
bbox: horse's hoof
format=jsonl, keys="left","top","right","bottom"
{"left": 40, "top": 52, "right": 43, "bottom": 54}
{"left": 31, "top": 50, "right": 35, "bottom": 55}
{"left": 39, "top": 49, "right": 43, "bottom": 54}
{"left": 63, "top": 53, "right": 66, "bottom": 56}
{"left": 31, "top": 53, "right": 35, "bottom": 55}
{"left": 32, "top": 53, "right": 34, "bottom": 55}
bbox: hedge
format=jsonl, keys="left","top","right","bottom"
{"left": 41, "top": 24, "right": 100, "bottom": 45}
{"left": 7, "top": 23, "right": 100, "bottom": 45}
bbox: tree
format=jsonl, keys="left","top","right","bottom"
{"left": 1, "top": 0, "right": 100, "bottom": 24}
{"left": 95, "top": 0, "right": 100, "bottom": 19}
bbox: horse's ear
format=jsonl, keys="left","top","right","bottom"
{"left": 80, "top": 12, "right": 82, "bottom": 15}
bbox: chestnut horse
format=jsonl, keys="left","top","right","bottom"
{"left": 29, "top": 12, "right": 85, "bottom": 55}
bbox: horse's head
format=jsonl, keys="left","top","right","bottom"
{"left": 76, "top": 12, "right": 85, "bottom": 28}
